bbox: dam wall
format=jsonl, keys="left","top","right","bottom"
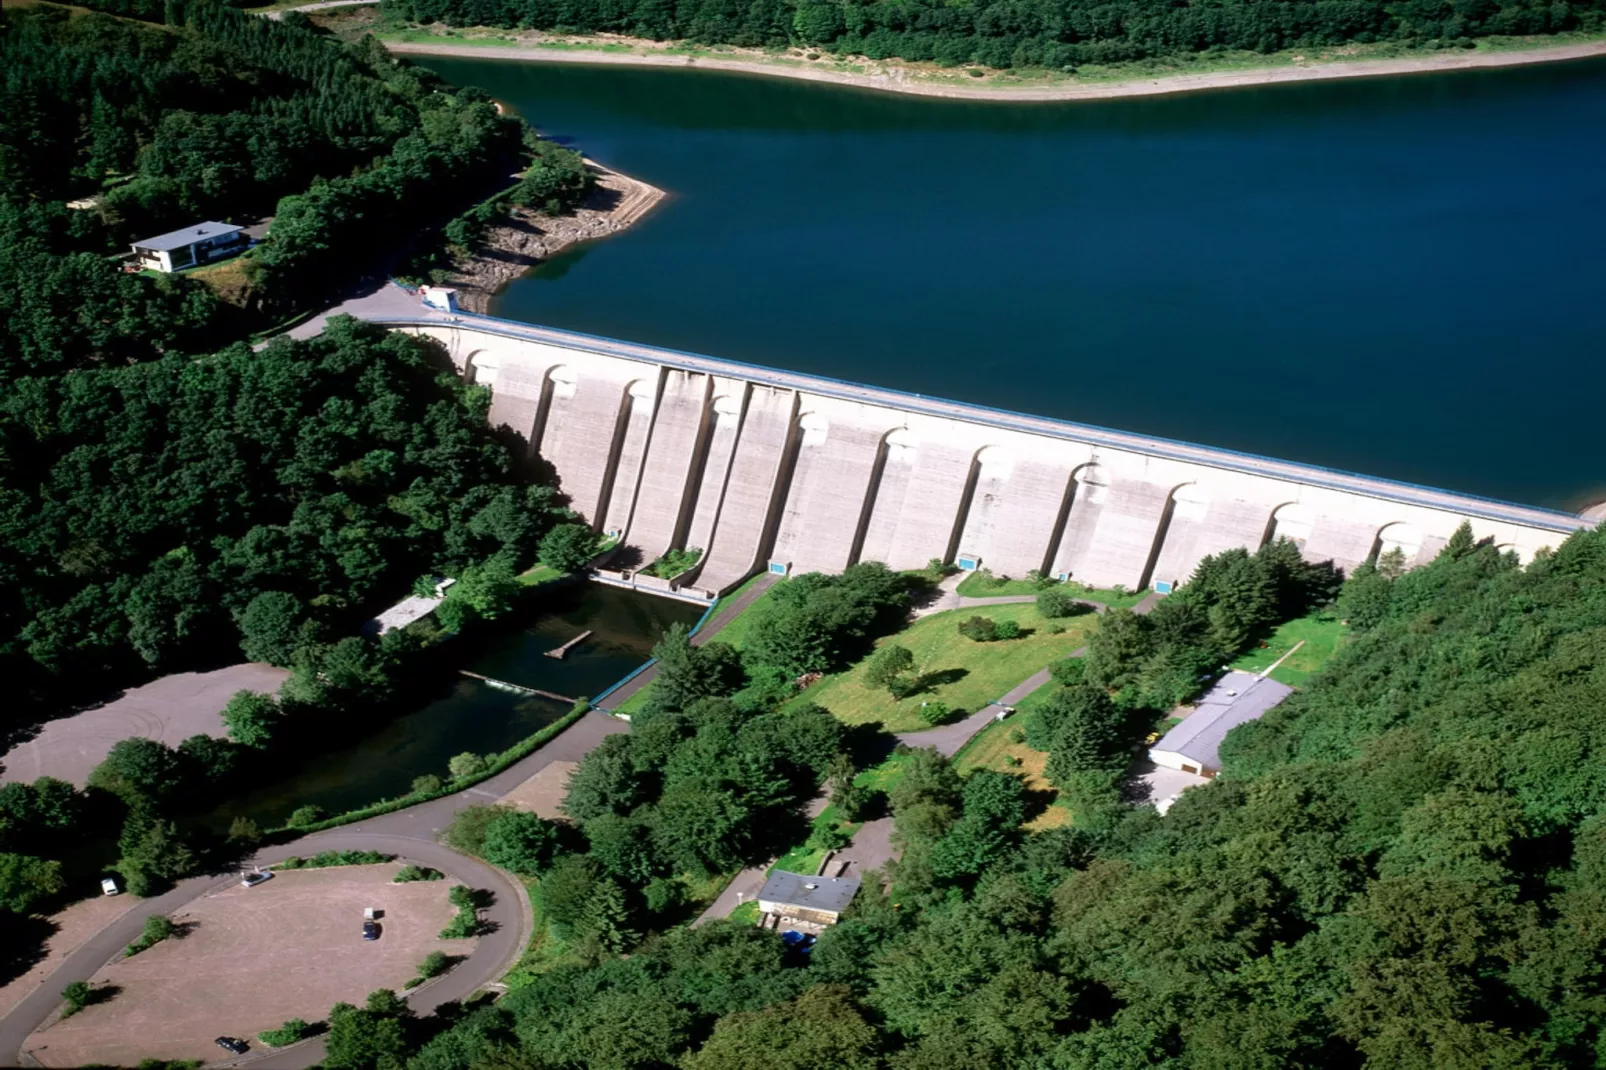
{"left": 392, "top": 314, "right": 1590, "bottom": 597}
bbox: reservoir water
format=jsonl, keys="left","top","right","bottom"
{"left": 216, "top": 584, "right": 702, "bottom": 827}
{"left": 416, "top": 56, "right": 1606, "bottom": 511}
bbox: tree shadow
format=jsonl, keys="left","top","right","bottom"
{"left": 1019, "top": 785, "right": 1058, "bottom": 824}
{"left": 610, "top": 545, "right": 646, "bottom": 570}
{"left": 0, "top": 915, "right": 56, "bottom": 990}
{"left": 843, "top": 724, "right": 898, "bottom": 770}
{"left": 911, "top": 667, "right": 969, "bottom": 693}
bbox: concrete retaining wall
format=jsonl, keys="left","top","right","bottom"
{"left": 395, "top": 319, "right": 1590, "bottom": 596}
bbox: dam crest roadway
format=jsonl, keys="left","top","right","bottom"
{"left": 368, "top": 300, "right": 1591, "bottom": 597}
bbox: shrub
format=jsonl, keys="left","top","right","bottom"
{"left": 442, "top": 804, "right": 510, "bottom": 856}
{"left": 807, "top": 823, "right": 853, "bottom": 852}
{"left": 227, "top": 816, "right": 261, "bottom": 845}
{"left": 958, "top": 616, "right": 997, "bottom": 642}
{"left": 644, "top": 877, "right": 686, "bottom": 915}
{"left": 865, "top": 645, "right": 916, "bottom": 690}
{"left": 393, "top": 864, "right": 444, "bottom": 883}
{"left": 887, "top": 675, "right": 919, "bottom": 700}
{"left": 62, "top": 980, "right": 92, "bottom": 1017}
{"left": 124, "top": 914, "right": 176, "bottom": 957}
{"left": 258, "top": 1019, "right": 310, "bottom": 1047}
{"left": 995, "top": 619, "right": 1021, "bottom": 640}
{"left": 919, "top": 702, "right": 954, "bottom": 726}
{"left": 448, "top": 752, "right": 486, "bottom": 779}
{"left": 481, "top": 811, "right": 561, "bottom": 876}
{"left": 287, "top": 805, "right": 326, "bottom": 828}
{"left": 411, "top": 774, "right": 444, "bottom": 795}
{"left": 1036, "top": 587, "right": 1078, "bottom": 619}
{"left": 440, "top": 885, "right": 488, "bottom": 938}
{"left": 417, "top": 950, "right": 451, "bottom": 978}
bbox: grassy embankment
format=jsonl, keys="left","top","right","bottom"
{"left": 792, "top": 602, "right": 1099, "bottom": 732}
{"left": 608, "top": 570, "right": 775, "bottom": 718}
{"left": 1229, "top": 610, "right": 1346, "bottom": 686}
{"left": 955, "top": 570, "right": 1147, "bottom": 608}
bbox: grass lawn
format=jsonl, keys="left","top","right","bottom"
{"left": 794, "top": 604, "right": 1099, "bottom": 733}
{"left": 517, "top": 563, "right": 562, "bottom": 587}
{"left": 1231, "top": 611, "right": 1346, "bottom": 686}
{"left": 727, "top": 900, "right": 760, "bottom": 926}
{"left": 956, "top": 570, "right": 1147, "bottom": 609}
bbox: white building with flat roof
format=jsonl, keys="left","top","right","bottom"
{"left": 1150, "top": 670, "right": 1293, "bottom": 778}
{"left": 131, "top": 222, "right": 247, "bottom": 273}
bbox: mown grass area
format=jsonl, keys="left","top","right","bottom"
{"left": 794, "top": 604, "right": 1099, "bottom": 733}
{"left": 1230, "top": 611, "right": 1346, "bottom": 686}
{"left": 955, "top": 570, "right": 1147, "bottom": 609}
{"left": 517, "top": 563, "right": 562, "bottom": 587}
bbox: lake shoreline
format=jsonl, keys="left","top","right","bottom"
{"left": 384, "top": 37, "right": 1606, "bottom": 103}
{"left": 448, "top": 158, "right": 664, "bottom": 313}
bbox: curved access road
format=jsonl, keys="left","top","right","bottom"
{"left": 0, "top": 709, "right": 631, "bottom": 1069}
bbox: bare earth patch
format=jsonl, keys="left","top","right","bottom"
{"left": 0, "top": 896, "right": 141, "bottom": 1019}
{"left": 25, "top": 864, "right": 464, "bottom": 1068}
{"left": 1, "top": 663, "right": 289, "bottom": 786}
{"left": 497, "top": 760, "right": 577, "bottom": 819}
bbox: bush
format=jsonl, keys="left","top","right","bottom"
{"left": 276, "top": 850, "right": 390, "bottom": 870}
{"left": 287, "top": 805, "right": 326, "bottom": 828}
{"left": 124, "top": 914, "right": 176, "bottom": 957}
{"left": 227, "top": 816, "right": 261, "bottom": 845}
{"left": 644, "top": 877, "right": 686, "bottom": 915}
{"left": 417, "top": 950, "right": 452, "bottom": 979}
{"left": 958, "top": 616, "right": 997, "bottom": 642}
{"left": 807, "top": 823, "right": 853, "bottom": 852}
{"left": 442, "top": 804, "right": 509, "bottom": 856}
{"left": 258, "top": 1019, "right": 311, "bottom": 1047}
{"left": 481, "top": 810, "right": 561, "bottom": 876}
{"left": 919, "top": 702, "right": 954, "bottom": 726}
{"left": 440, "top": 885, "right": 488, "bottom": 938}
{"left": 62, "top": 980, "right": 92, "bottom": 1017}
{"left": 1036, "top": 587, "right": 1083, "bottom": 619}
{"left": 995, "top": 619, "right": 1021, "bottom": 640}
{"left": 411, "top": 774, "right": 444, "bottom": 795}
{"left": 393, "top": 864, "right": 444, "bottom": 883}
{"left": 448, "top": 752, "right": 486, "bottom": 779}
{"left": 887, "top": 675, "right": 920, "bottom": 700}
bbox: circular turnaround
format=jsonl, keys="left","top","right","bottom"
{"left": 21, "top": 860, "right": 465, "bottom": 1068}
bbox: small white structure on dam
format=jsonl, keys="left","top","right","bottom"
{"left": 374, "top": 309, "right": 1591, "bottom": 598}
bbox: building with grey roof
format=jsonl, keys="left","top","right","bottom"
{"left": 757, "top": 871, "right": 860, "bottom": 928}
{"left": 1149, "top": 670, "right": 1293, "bottom": 777}
{"left": 131, "top": 222, "right": 247, "bottom": 273}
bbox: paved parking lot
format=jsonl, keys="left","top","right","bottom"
{"left": 25, "top": 864, "right": 464, "bottom": 1067}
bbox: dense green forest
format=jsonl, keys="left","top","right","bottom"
{"left": 374, "top": 526, "right": 1606, "bottom": 1069}
{"left": 388, "top": 0, "right": 1606, "bottom": 70}
{"left": 0, "top": 319, "right": 568, "bottom": 719}
{"left": 0, "top": 0, "right": 577, "bottom": 365}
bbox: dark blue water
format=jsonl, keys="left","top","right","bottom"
{"left": 418, "top": 56, "right": 1606, "bottom": 510}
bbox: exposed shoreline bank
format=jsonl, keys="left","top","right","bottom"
{"left": 447, "top": 158, "right": 664, "bottom": 313}
{"left": 383, "top": 37, "right": 1606, "bottom": 103}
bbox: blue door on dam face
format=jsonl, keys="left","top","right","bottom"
{"left": 957, "top": 555, "right": 981, "bottom": 572}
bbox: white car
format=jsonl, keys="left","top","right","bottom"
{"left": 101, "top": 878, "right": 121, "bottom": 896}
{"left": 241, "top": 870, "right": 273, "bottom": 888}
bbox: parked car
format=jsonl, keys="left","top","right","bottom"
{"left": 362, "top": 920, "right": 380, "bottom": 941}
{"left": 215, "top": 1036, "right": 249, "bottom": 1055}
{"left": 241, "top": 870, "right": 273, "bottom": 888}
{"left": 100, "top": 877, "right": 121, "bottom": 896}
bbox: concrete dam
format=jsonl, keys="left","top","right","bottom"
{"left": 378, "top": 311, "right": 1591, "bottom": 600}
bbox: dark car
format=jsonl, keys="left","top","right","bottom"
{"left": 215, "top": 1036, "right": 249, "bottom": 1055}
{"left": 363, "top": 920, "right": 380, "bottom": 941}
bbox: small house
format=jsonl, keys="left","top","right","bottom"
{"left": 131, "top": 222, "right": 247, "bottom": 273}
{"left": 1148, "top": 670, "right": 1293, "bottom": 778}
{"left": 757, "top": 871, "right": 860, "bottom": 929}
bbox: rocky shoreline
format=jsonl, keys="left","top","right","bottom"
{"left": 446, "top": 160, "right": 665, "bottom": 313}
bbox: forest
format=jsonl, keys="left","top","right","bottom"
{"left": 0, "top": 0, "right": 579, "bottom": 367}
{"left": 345, "top": 524, "right": 1606, "bottom": 1069}
{"left": 387, "top": 0, "right": 1606, "bottom": 71}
